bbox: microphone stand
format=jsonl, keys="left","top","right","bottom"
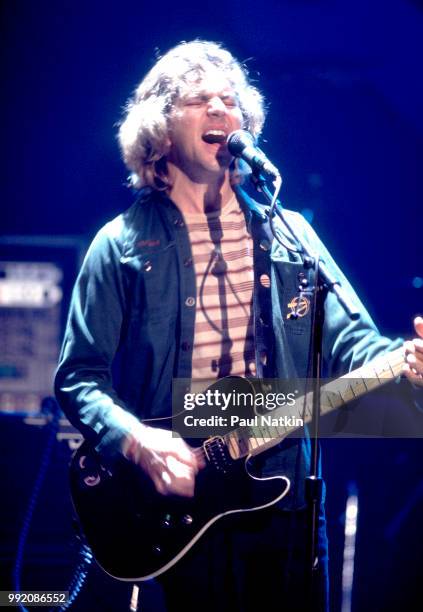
{"left": 249, "top": 170, "right": 359, "bottom": 609}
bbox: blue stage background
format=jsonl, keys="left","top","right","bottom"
{"left": 1, "top": 1, "right": 422, "bottom": 610}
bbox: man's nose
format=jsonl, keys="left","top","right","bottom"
{"left": 207, "top": 96, "right": 226, "bottom": 115}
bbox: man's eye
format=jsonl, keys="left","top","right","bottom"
{"left": 223, "top": 97, "right": 238, "bottom": 107}
{"left": 184, "top": 97, "right": 203, "bottom": 106}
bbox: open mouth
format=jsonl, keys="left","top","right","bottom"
{"left": 202, "top": 129, "right": 227, "bottom": 144}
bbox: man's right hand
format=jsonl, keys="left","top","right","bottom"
{"left": 122, "top": 423, "right": 204, "bottom": 497}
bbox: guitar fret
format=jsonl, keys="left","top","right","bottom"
{"left": 340, "top": 384, "right": 354, "bottom": 404}
{"left": 320, "top": 389, "right": 335, "bottom": 417}
{"left": 301, "top": 393, "right": 314, "bottom": 419}
{"left": 350, "top": 379, "right": 367, "bottom": 396}
{"left": 266, "top": 425, "right": 280, "bottom": 439}
{"left": 226, "top": 432, "right": 243, "bottom": 459}
{"left": 363, "top": 377, "right": 380, "bottom": 391}
{"left": 239, "top": 436, "right": 249, "bottom": 455}
{"left": 260, "top": 422, "right": 272, "bottom": 439}
{"left": 387, "top": 361, "right": 397, "bottom": 377}
{"left": 278, "top": 423, "right": 286, "bottom": 436}
{"left": 253, "top": 426, "right": 270, "bottom": 447}
{"left": 249, "top": 435, "right": 259, "bottom": 449}
{"left": 226, "top": 433, "right": 238, "bottom": 458}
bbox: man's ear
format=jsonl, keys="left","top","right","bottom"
{"left": 163, "top": 135, "right": 172, "bottom": 157}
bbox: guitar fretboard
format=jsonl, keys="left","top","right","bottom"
{"left": 225, "top": 347, "right": 404, "bottom": 460}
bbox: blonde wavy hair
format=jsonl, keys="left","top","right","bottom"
{"left": 118, "top": 40, "right": 266, "bottom": 190}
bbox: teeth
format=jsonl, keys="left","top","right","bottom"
{"left": 202, "top": 129, "right": 227, "bottom": 144}
{"left": 205, "top": 130, "right": 226, "bottom": 136}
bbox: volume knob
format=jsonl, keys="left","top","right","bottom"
{"left": 182, "top": 514, "right": 193, "bottom": 525}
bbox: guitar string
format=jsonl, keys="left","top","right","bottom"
{"left": 145, "top": 347, "right": 405, "bottom": 465}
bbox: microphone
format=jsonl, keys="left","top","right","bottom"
{"left": 227, "top": 130, "right": 280, "bottom": 178}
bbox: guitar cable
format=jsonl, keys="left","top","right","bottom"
{"left": 12, "top": 397, "right": 93, "bottom": 612}
{"left": 56, "top": 542, "right": 93, "bottom": 611}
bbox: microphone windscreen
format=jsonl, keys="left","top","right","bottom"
{"left": 227, "top": 130, "right": 254, "bottom": 155}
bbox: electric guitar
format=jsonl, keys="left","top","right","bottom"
{"left": 70, "top": 347, "right": 404, "bottom": 582}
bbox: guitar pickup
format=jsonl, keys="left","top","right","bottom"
{"left": 203, "top": 436, "right": 231, "bottom": 473}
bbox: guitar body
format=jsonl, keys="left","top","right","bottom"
{"left": 69, "top": 349, "right": 405, "bottom": 581}
{"left": 70, "top": 440, "right": 289, "bottom": 581}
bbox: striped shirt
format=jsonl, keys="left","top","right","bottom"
{"left": 185, "top": 195, "right": 256, "bottom": 381}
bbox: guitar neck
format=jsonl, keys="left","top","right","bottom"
{"left": 225, "top": 347, "right": 404, "bottom": 460}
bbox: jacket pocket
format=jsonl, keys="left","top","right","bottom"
{"left": 120, "top": 244, "right": 179, "bottom": 323}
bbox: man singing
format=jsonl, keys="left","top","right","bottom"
{"left": 55, "top": 40, "right": 423, "bottom": 611}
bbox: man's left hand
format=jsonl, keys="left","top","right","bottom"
{"left": 403, "top": 316, "right": 423, "bottom": 385}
